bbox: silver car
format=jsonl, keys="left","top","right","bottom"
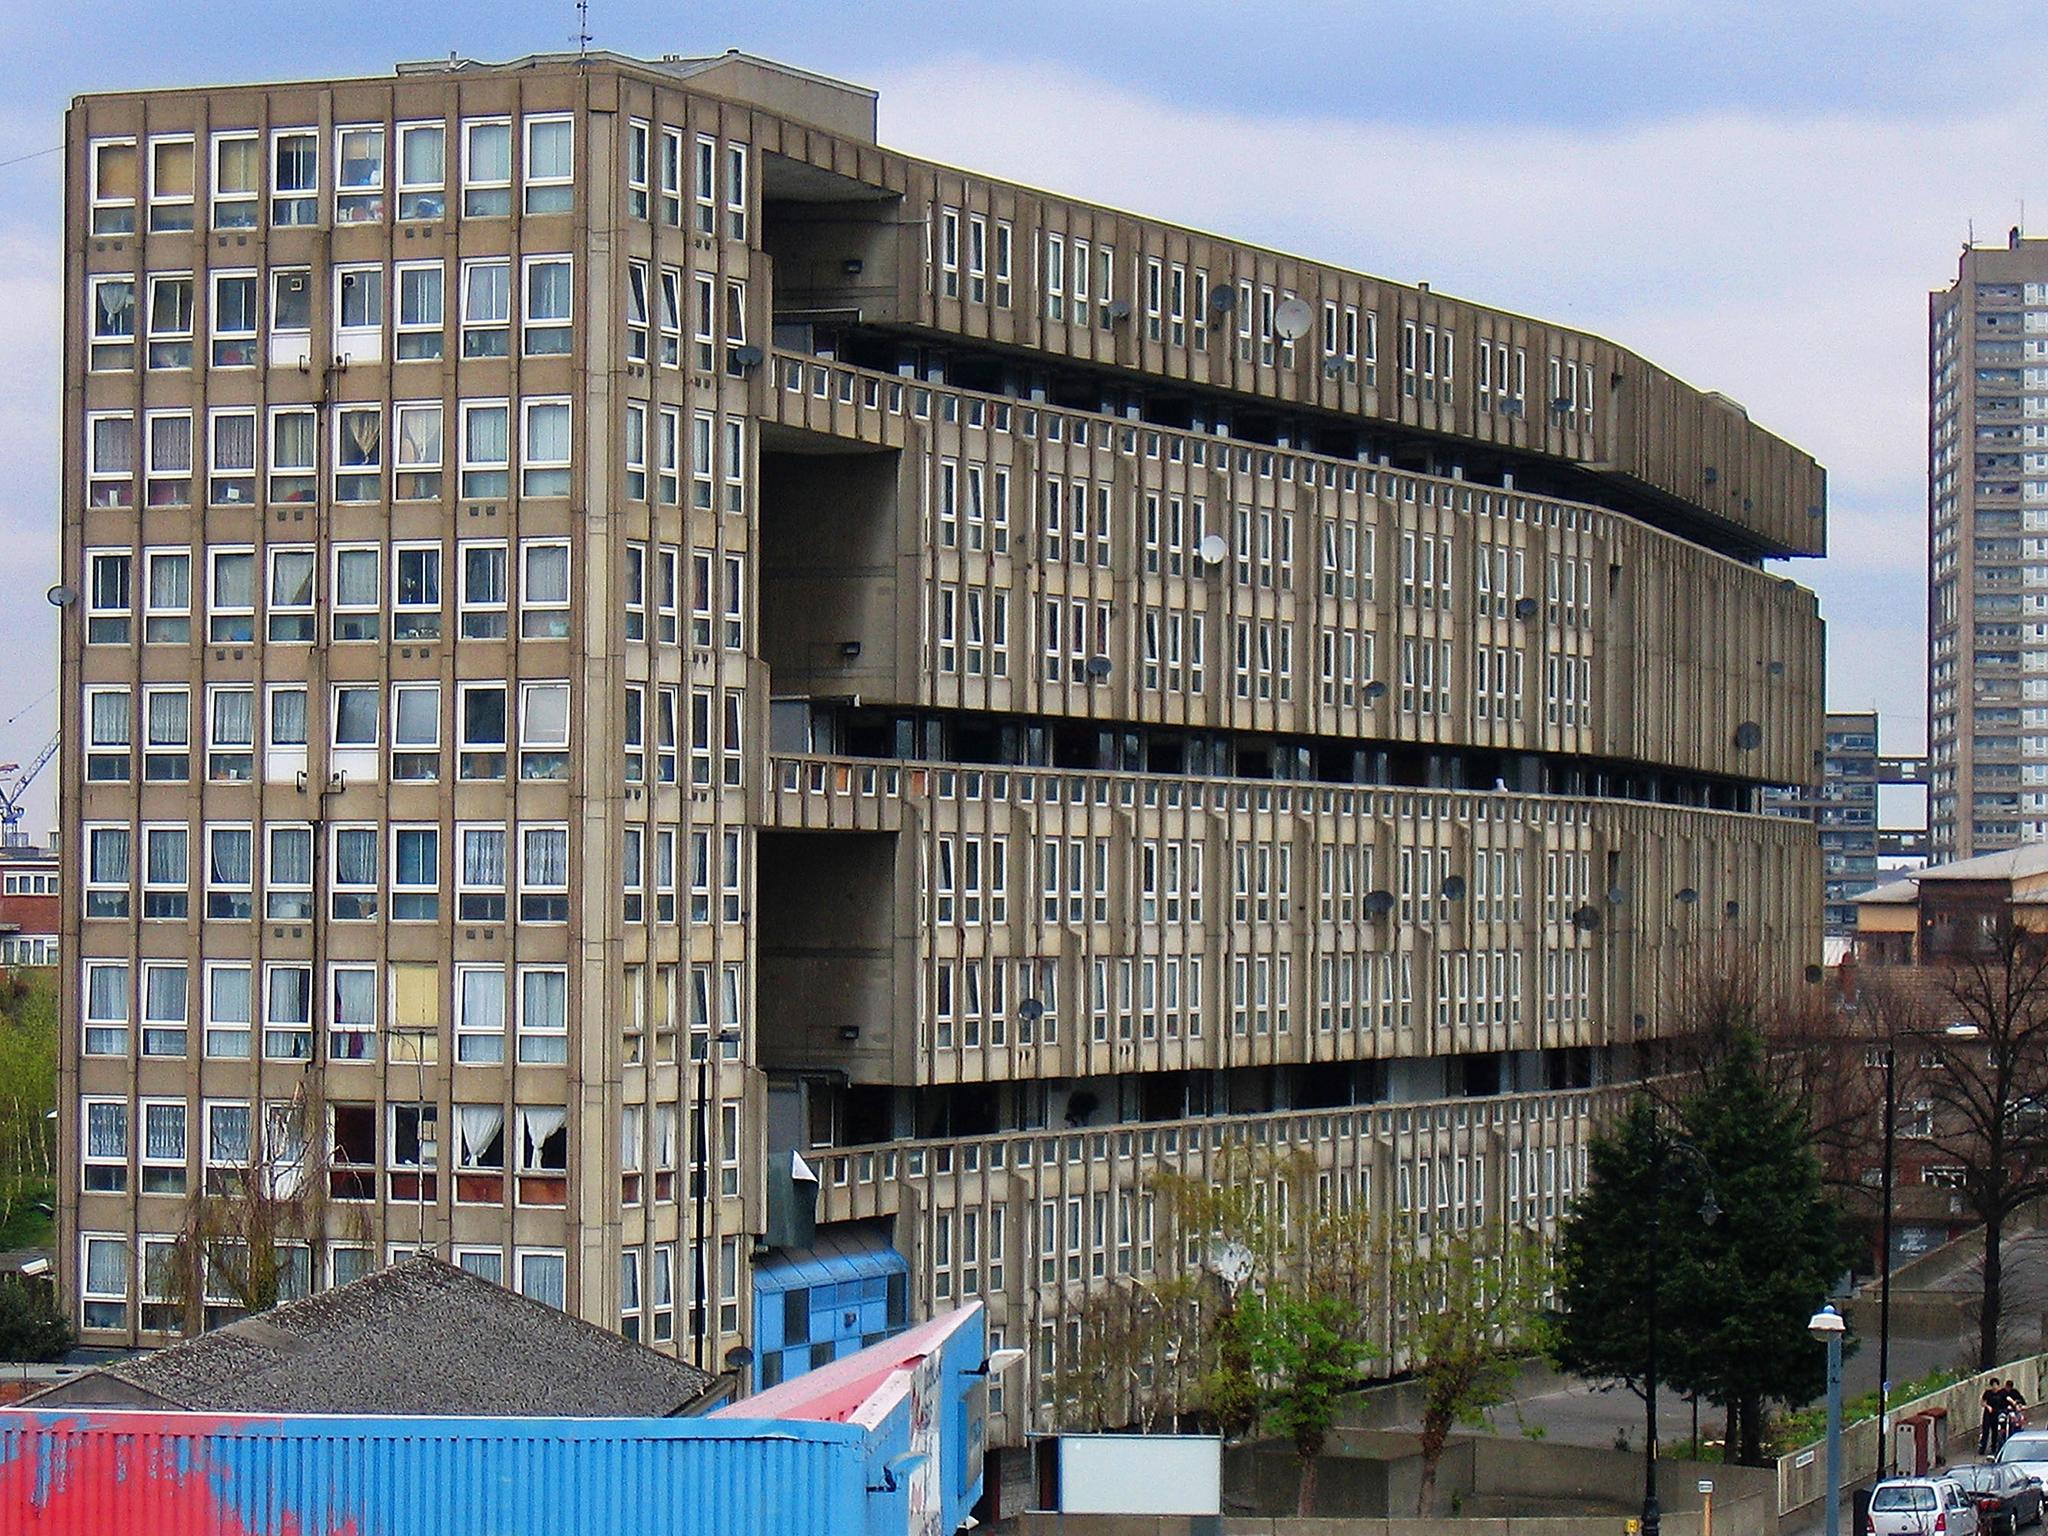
{"left": 1867, "top": 1477, "right": 1981, "bottom": 1536}
{"left": 2000, "top": 1429, "right": 2048, "bottom": 1491}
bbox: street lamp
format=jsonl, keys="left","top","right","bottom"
{"left": 1810, "top": 1305, "right": 1846, "bottom": 1536}
{"left": 1641, "top": 1129, "right": 1720, "bottom": 1536}
{"left": 1874, "top": 1038, "right": 1896, "bottom": 1483}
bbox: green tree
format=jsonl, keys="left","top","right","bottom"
{"left": 0, "top": 971, "right": 57, "bottom": 1247}
{"left": 1669, "top": 1030, "right": 1855, "bottom": 1462}
{"left": 1238, "top": 1287, "right": 1373, "bottom": 1515}
{"left": 1396, "top": 1225, "right": 1548, "bottom": 1515}
{"left": 0, "top": 1277, "right": 71, "bottom": 1363}
{"left": 1552, "top": 1036, "right": 1851, "bottom": 1465}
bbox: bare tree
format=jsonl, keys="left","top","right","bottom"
{"left": 160, "top": 1087, "right": 369, "bottom": 1332}
{"left": 1870, "top": 925, "right": 2048, "bottom": 1369}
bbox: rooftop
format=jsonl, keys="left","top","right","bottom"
{"left": 30, "top": 1257, "right": 717, "bottom": 1417}
{"left": 1853, "top": 844, "right": 2048, "bottom": 905}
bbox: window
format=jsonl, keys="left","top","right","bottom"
{"left": 458, "top": 683, "right": 507, "bottom": 780}
{"left": 393, "top": 543, "right": 442, "bottom": 639}
{"left": 458, "top": 824, "right": 508, "bottom": 922}
{"left": 523, "top": 256, "right": 572, "bottom": 355}
{"left": 266, "top": 685, "right": 308, "bottom": 778}
{"left": 208, "top": 411, "right": 256, "bottom": 505}
{"left": 85, "top": 550, "right": 131, "bottom": 641}
{"left": 85, "top": 688, "right": 130, "bottom": 781}
{"left": 460, "top": 259, "right": 510, "bottom": 358}
{"left": 625, "top": 260, "right": 650, "bottom": 363}
{"left": 210, "top": 132, "right": 259, "bottom": 227}
{"left": 140, "top": 964, "right": 187, "bottom": 1057}
{"left": 146, "top": 274, "right": 194, "bottom": 369}
{"left": 521, "top": 540, "right": 570, "bottom": 637}
{"left": 204, "top": 966, "right": 252, "bottom": 1059}
{"left": 397, "top": 121, "right": 445, "bottom": 219}
{"left": 89, "top": 138, "right": 138, "bottom": 234}
{"left": 145, "top": 410, "right": 193, "bottom": 505}
{"left": 265, "top": 824, "right": 313, "bottom": 921}
{"left": 625, "top": 545, "right": 647, "bottom": 642}
{"left": 725, "top": 142, "right": 747, "bottom": 240}
{"left": 267, "top": 405, "right": 316, "bottom": 502}
{"left": 520, "top": 826, "right": 569, "bottom": 923}
{"left": 263, "top": 964, "right": 313, "bottom": 1060}
{"left": 517, "top": 1248, "right": 566, "bottom": 1307}
{"left": 394, "top": 402, "right": 443, "bottom": 499}
{"left": 335, "top": 264, "right": 384, "bottom": 364}
{"left": 658, "top": 267, "right": 682, "bottom": 368}
{"left": 142, "top": 686, "right": 191, "bottom": 781}
{"left": 141, "top": 1099, "right": 188, "bottom": 1194}
{"left": 462, "top": 118, "right": 512, "bottom": 217}
{"left": 331, "top": 825, "right": 378, "bottom": 920}
{"left": 396, "top": 261, "right": 444, "bottom": 361}
{"left": 391, "top": 684, "right": 440, "bottom": 781}
{"left": 205, "top": 824, "right": 253, "bottom": 917}
{"left": 144, "top": 549, "right": 191, "bottom": 643}
{"left": 513, "top": 968, "right": 570, "bottom": 1066}
{"left": 333, "top": 407, "right": 383, "bottom": 503}
{"left": 83, "top": 965, "right": 129, "bottom": 1056}
{"left": 86, "top": 414, "right": 134, "bottom": 507}
{"left": 659, "top": 126, "right": 684, "bottom": 226}
{"left": 460, "top": 400, "right": 510, "bottom": 498}
{"left": 329, "top": 964, "right": 377, "bottom": 1060}
{"left": 82, "top": 1235, "right": 130, "bottom": 1329}
{"left": 457, "top": 966, "right": 506, "bottom": 1064}
{"left": 331, "top": 545, "right": 380, "bottom": 639}
{"left": 521, "top": 398, "right": 571, "bottom": 496}
{"left": 519, "top": 681, "right": 570, "bottom": 780}
{"left": 207, "top": 687, "right": 254, "bottom": 780}
{"left": 460, "top": 541, "right": 508, "bottom": 637}
{"left": 622, "top": 827, "right": 645, "bottom": 922}
{"left": 523, "top": 115, "right": 574, "bottom": 213}
{"left": 88, "top": 276, "right": 135, "bottom": 371}
{"left": 270, "top": 129, "right": 318, "bottom": 226}
{"left": 623, "top": 402, "right": 647, "bottom": 500}
{"left": 625, "top": 118, "right": 650, "bottom": 218}
{"left": 939, "top": 206, "right": 960, "bottom": 299}
{"left": 84, "top": 825, "right": 130, "bottom": 918}
{"left": 334, "top": 125, "right": 385, "bottom": 222}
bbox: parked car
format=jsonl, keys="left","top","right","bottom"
{"left": 1950, "top": 1462, "right": 2045, "bottom": 1535}
{"left": 1866, "top": 1477, "right": 1981, "bottom": 1535}
{"left": 2001, "top": 1431, "right": 2048, "bottom": 1492}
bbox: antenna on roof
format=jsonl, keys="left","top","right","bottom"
{"left": 575, "top": 0, "right": 593, "bottom": 59}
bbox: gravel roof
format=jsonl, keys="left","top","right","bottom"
{"left": 38, "top": 1257, "right": 715, "bottom": 1417}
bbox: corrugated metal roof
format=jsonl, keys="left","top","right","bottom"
{"left": 0, "top": 1411, "right": 891, "bottom": 1536}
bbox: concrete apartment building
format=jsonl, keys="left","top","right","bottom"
{"left": 57, "top": 49, "right": 1824, "bottom": 1436}
{"left": 1928, "top": 233, "right": 2048, "bottom": 860}
{"left": 1763, "top": 710, "right": 1929, "bottom": 940}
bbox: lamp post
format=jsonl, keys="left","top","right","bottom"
{"left": 1810, "top": 1305, "right": 1846, "bottom": 1536}
{"left": 1641, "top": 1129, "right": 1721, "bottom": 1536}
{"left": 1875, "top": 1039, "right": 1896, "bottom": 1481}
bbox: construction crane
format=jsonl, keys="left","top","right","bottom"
{"left": 0, "top": 736, "right": 58, "bottom": 849}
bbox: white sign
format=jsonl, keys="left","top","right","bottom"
{"left": 1059, "top": 1434, "right": 1223, "bottom": 1516}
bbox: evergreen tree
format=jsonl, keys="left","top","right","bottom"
{"left": 1551, "top": 1033, "right": 1850, "bottom": 1465}
{"left": 0, "top": 1277, "right": 71, "bottom": 1364}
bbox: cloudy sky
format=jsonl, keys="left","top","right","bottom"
{"left": 4, "top": 0, "right": 2044, "bottom": 833}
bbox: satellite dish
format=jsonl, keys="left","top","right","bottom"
{"left": 1675, "top": 886, "right": 1699, "bottom": 905}
{"left": 1322, "top": 358, "right": 1346, "bottom": 379}
{"left": 1441, "top": 875, "right": 1467, "bottom": 901}
{"left": 1572, "top": 905, "right": 1602, "bottom": 933}
{"left": 731, "top": 344, "right": 764, "bottom": 369}
{"left": 1209, "top": 1240, "right": 1254, "bottom": 1291}
{"left": 1364, "top": 679, "right": 1388, "bottom": 702}
{"left": 1724, "top": 900, "right": 1741, "bottom": 919}
{"left": 1607, "top": 886, "right": 1628, "bottom": 906}
{"left": 1365, "top": 889, "right": 1395, "bottom": 917}
{"left": 1766, "top": 660, "right": 1786, "bottom": 677}
{"left": 1805, "top": 964, "right": 1824, "bottom": 985}
{"left": 1085, "top": 655, "right": 1113, "bottom": 680}
{"left": 1273, "top": 296, "right": 1313, "bottom": 342}
{"left": 1106, "top": 298, "right": 1132, "bottom": 324}
{"left": 45, "top": 585, "right": 78, "bottom": 608}
{"left": 1016, "top": 998, "right": 1045, "bottom": 1022}
{"left": 1514, "top": 596, "right": 1539, "bottom": 621}
{"left": 1733, "top": 721, "right": 1763, "bottom": 751}
{"left": 1209, "top": 285, "right": 1236, "bottom": 313}
{"left": 1198, "top": 533, "right": 1229, "bottom": 568}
